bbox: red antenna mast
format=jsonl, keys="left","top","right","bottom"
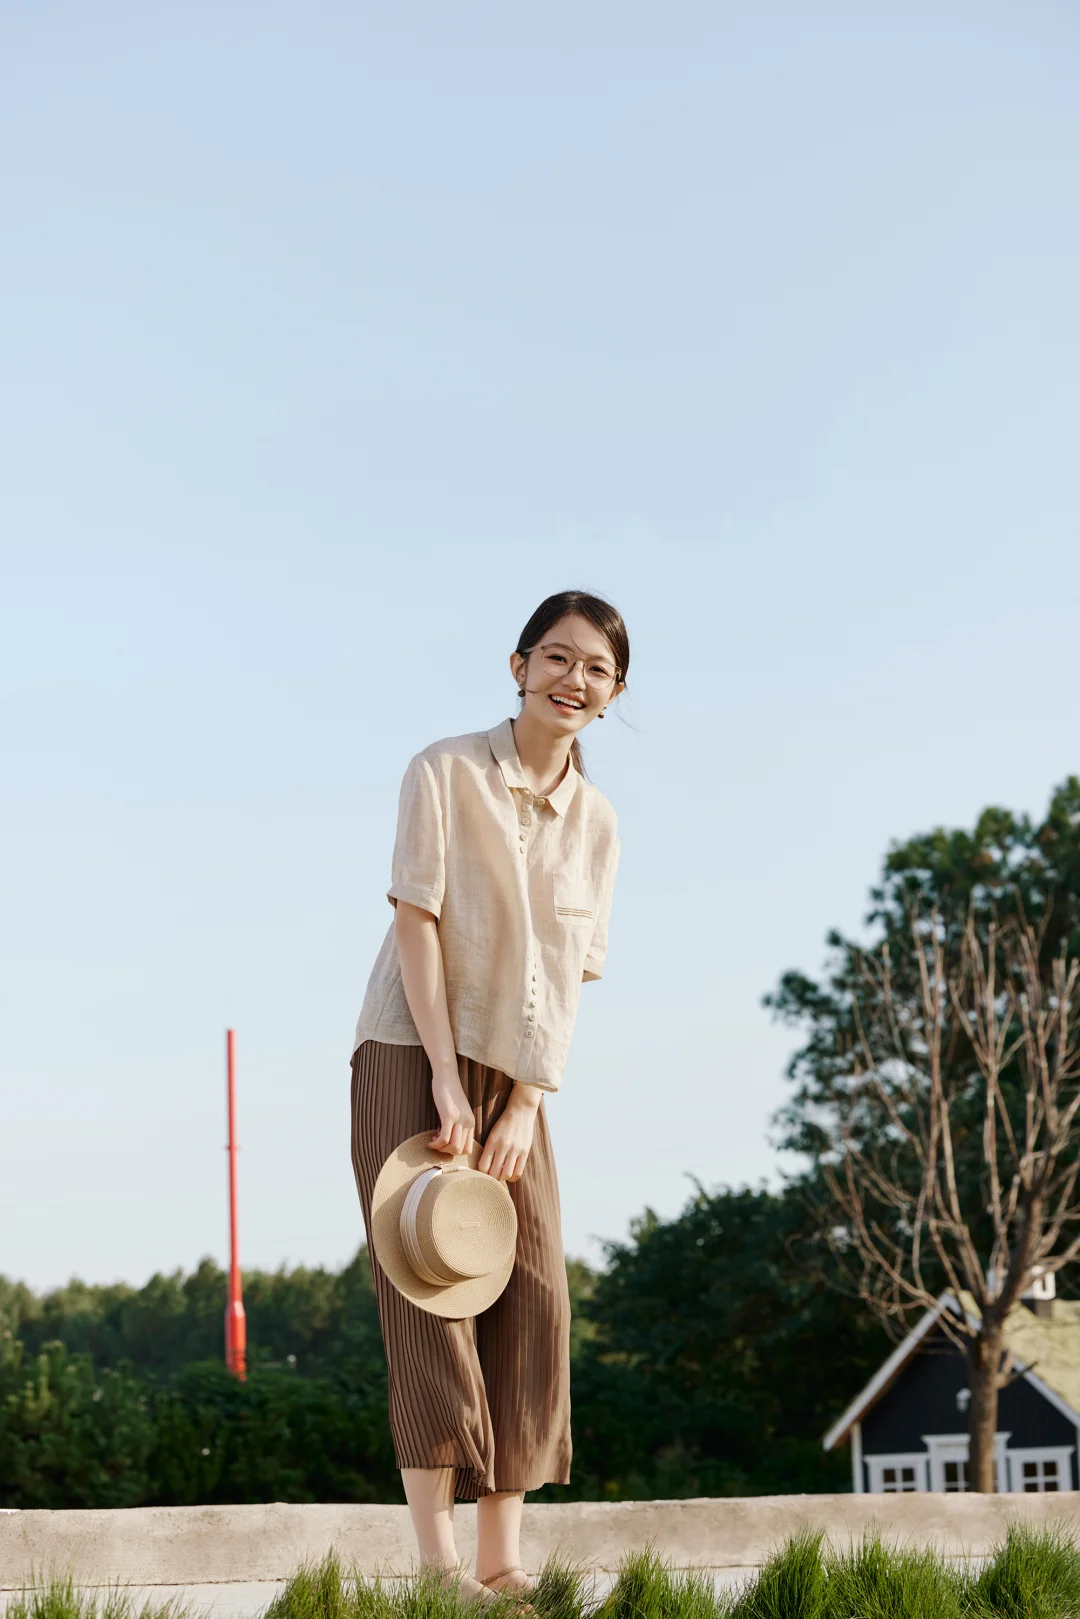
{"left": 225, "top": 1028, "right": 247, "bottom": 1380}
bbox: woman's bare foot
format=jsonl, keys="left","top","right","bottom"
{"left": 433, "top": 1565, "right": 524, "bottom": 1606}
{"left": 478, "top": 1566, "right": 536, "bottom": 1603}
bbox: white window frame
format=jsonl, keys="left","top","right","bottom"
{"left": 922, "top": 1432, "right": 1010, "bottom": 1494}
{"left": 865, "top": 1452, "right": 929, "bottom": 1493}
{"left": 1006, "top": 1446, "right": 1073, "bottom": 1493}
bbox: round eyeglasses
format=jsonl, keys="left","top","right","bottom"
{"left": 533, "top": 642, "right": 619, "bottom": 690}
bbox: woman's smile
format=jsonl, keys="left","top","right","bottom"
{"left": 548, "top": 692, "right": 585, "bottom": 714}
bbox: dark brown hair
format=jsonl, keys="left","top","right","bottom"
{"left": 514, "top": 589, "right": 629, "bottom": 776}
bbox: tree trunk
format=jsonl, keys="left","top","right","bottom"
{"left": 967, "top": 1330, "right": 1002, "bottom": 1492}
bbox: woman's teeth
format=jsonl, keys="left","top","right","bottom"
{"left": 550, "top": 694, "right": 584, "bottom": 712}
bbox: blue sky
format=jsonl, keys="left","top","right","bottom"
{"left": 3, "top": 1, "right": 1078, "bottom": 1289}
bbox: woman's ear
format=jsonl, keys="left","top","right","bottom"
{"left": 509, "top": 651, "right": 526, "bottom": 688}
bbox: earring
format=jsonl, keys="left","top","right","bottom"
{"left": 598, "top": 708, "right": 606, "bottom": 719}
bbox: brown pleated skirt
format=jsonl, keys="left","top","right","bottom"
{"left": 350, "top": 1040, "right": 572, "bottom": 1499}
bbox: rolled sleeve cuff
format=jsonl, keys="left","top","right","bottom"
{"left": 583, "top": 955, "right": 604, "bottom": 982}
{"left": 387, "top": 883, "right": 443, "bottom": 920}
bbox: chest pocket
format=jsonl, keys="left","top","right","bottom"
{"left": 553, "top": 874, "right": 594, "bottom": 928}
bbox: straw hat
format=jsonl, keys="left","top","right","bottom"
{"left": 370, "top": 1131, "right": 518, "bottom": 1317}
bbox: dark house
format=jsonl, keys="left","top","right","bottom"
{"left": 823, "top": 1276, "right": 1080, "bottom": 1494}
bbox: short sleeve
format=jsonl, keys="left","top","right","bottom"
{"left": 387, "top": 754, "right": 446, "bottom": 920}
{"left": 583, "top": 835, "right": 619, "bottom": 982}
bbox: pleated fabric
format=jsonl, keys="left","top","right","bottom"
{"left": 350, "top": 1039, "right": 572, "bottom": 1500}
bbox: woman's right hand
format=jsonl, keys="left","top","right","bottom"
{"left": 430, "top": 1065, "right": 476, "bottom": 1157}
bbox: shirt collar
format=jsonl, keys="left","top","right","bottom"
{"left": 488, "top": 718, "right": 579, "bottom": 817}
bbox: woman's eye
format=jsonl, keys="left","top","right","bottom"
{"left": 548, "top": 653, "right": 568, "bottom": 665}
{"left": 590, "top": 666, "right": 611, "bottom": 678}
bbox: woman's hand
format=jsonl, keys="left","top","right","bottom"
{"left": 392, "top": 902, "right": 474, "bottom": 1155}
{"left": 430, "top": 1064, "right": 477, "bottom": 1157}
{"left": 478, "top": 1084, "right": 542, "bottom": 1182}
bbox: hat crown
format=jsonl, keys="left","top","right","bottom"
{"left": 428, "top": 1170, "right": 516, "bottom": 1278}
{"left": 401, "top": 1167, "right": 516, "bottom": 1287}
{"left": 372, "top": 1131, "right": 520, "bottom": 1317}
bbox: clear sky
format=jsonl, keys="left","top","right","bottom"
{"left": 2, "top": 2, "right": 1078, "bottom": 1291}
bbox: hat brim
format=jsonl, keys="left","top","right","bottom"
{"left": 370, "top": 1131, "right": 517, "bottom": 1318}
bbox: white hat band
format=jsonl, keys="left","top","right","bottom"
{"left": 400, "top": 1167, "right": 462, "bottom": 1286}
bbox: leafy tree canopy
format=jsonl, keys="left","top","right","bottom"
{"left": 563, "top": 1184, "right": 885, "bottom": 1500}
{"left": 768, "top": 776, "right": 1080, "bottom": 1169}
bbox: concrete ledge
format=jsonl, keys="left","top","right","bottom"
{"left": 4, "top": 1494, "right": 1080, "bottom": 1588}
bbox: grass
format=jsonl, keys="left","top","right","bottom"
{"left": 4, "top": 1580, "right": 197, "bottom": 1619}
{"left": 12, "top": 1525, "right": 1080, "bottom": 1619}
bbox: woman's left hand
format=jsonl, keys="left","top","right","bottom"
{"left": 478, "top": 1084, "right": 542, "bottom": 1182}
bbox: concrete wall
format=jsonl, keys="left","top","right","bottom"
{"left": 3, "top": 1493, "right": 1080, "bottom": 1590}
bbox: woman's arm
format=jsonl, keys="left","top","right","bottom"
{"left": 394, "top": 898, "right": 540, "bottom": 1181}
{"left": 394, "top": 900, "right": 476, "bottom": 1157}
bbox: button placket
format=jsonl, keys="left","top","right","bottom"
{"left": 520, "top": 793, "right": 540, "bottom": 1045}
{"left": 518, "top": 790, "right": 531, "bottom": 857}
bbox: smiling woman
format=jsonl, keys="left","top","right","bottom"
{"left": 511, "top": 590, "right": 630, "bottom": 779}
{"left": 347, "top": 589, "right": 628, "bottom": 1604}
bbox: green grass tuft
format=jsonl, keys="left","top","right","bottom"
{"left": 595, "top": 1548, "right": 728, "bottom": 1619}
{"left": 728, "top": 1529, "right": 826, "bottom": 1619}
{"left": 968, "top": 1521, "right": 1080, "bottom": 1619}
{"left": 4, "top": 1580, "right": 199, "bottom": 1619}
{"left": 263, "top": 1551, "right": 357, "bottom": 1619}
{"left": 530, "top": 1560, "right": 593, "bottom": 1619}
{"left": 823, "top": 1531, "right": 966, "bottom": 1619}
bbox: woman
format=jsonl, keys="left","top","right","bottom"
{"left": 350, "top": 589, "right": 627, "bottom": 1601}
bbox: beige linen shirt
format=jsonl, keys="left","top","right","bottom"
{"left": 352, "top": 718, "right": 619, "bottom": 1091}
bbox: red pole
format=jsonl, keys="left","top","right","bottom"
{"left": 224, "top": 1028, "right": 247, "bottom": 1380}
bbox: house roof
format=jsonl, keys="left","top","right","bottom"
{"left": 986, "top": 1295, "right": 1080, "bottom": 1427}
{"left": 822, "top": 1293, "right": 1080, "bottom": 1451}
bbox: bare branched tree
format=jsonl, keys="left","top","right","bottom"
{"left": 823, "top": 905, "right": 1080, "bottom": 1491}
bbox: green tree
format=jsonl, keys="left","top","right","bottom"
{"left": 11, "top": 1251, "right": 387, "bottom": 1383}
{"left": 559, "top": 1185, "right": 885, "bottom": 1500}
{"left": 767, "top": 777, "right": 1080, "bottom": 1491}
{"left": 148, "top": 1361, "right": 399, "bottom": 1504}
{"left": 0, "top": 1336, "right": 154, "bottom": 1507}
{"left": 770, "top": 777, "right": 1080, "bottom": 1166}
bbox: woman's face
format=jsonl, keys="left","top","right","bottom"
{"left": 510, "top": 612, "right": 624, "bottom": 738}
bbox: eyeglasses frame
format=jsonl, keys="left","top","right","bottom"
{"left": 523, "top": 640, "right": 621, "bottom": 692}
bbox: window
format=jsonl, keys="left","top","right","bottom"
{"left": 923, "top": 1432, "right": 1010, "bottom": 1494}
{"left": 866, "top": 1454, "right": 928, "bottom": 1493}
{"left": 1007, "top": 1447, "right": 1073, "bottom": 1493}
{"left": 1022, "top": 1459, "right": 1058, "bottom": 1492}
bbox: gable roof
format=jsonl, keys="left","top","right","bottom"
{"left": 822, "top": 1293, "right": 1080, "bottom": 1451}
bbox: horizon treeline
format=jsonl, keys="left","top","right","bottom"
{"left": 0, "top": 1181, "right": 883, "bottom": 1508}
